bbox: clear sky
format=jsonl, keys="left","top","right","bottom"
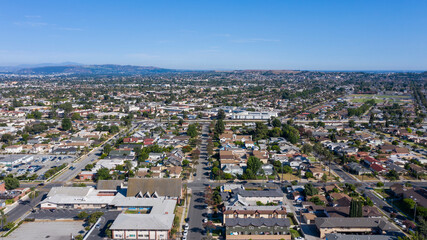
{"left": 0, "top": 0, "right": 426, "bottom": 70}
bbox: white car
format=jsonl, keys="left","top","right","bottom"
{"left": 184, "top": 223, "right": 189, "bottom": 230}
{"left": 203, "top": 218, "right": 208, "bottom": 223}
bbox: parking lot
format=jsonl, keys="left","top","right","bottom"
{"left": 29, "top": 208, "right": 121, "bottom": 240}
{"left": 4, "top": 220, "right": 86, "bottom": 240}
{"left": 30, "top": 208, "right": 108, "bottom": 220}
{"left": 0, "top": 154, "right": 75, "bottom": 179}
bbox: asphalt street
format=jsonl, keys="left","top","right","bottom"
{"left": 187, "top": 124, "right": 210, "bottom": 240}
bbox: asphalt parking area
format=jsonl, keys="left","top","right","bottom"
{"left": 29, "top": 208, "right": 111, "bottom": 220}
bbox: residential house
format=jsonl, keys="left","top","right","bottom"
{"left": 4, "top": 145, "right": 23, "bottom": 153}
{"left": 252, "top": 150, "right": 269, "bottom": 164}
{"left": 31, "top": 144, "right": 51, "bottom": 153}
{"left": 409, "top": 164, "right": 427, "bottom": 176}
{"left": 166, "top": 166, "right": 182, "bottom": 178}
{"left": 308, "top": 166, "right": 324, "bottom": 179}
{"left": 345, "top": 162, "right": 371, "bottom": 175}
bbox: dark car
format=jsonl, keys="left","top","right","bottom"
{"left": 383, "top": 206, "right": 396, "bottom": 213}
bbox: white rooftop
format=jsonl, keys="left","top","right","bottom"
{"left": 109, "top": 213, "right": 174, "bottom": 230}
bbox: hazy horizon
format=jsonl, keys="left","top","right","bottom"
{"left": 1, "top": 0, "right": 426, "bottom": 70}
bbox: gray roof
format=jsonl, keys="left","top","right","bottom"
{"left": 110, "top": 195, "right": 176, "bottom": 215}
{"left": 237, "top": 188, "right": 284, "bottom": 198}
{"left": 315, "top": 217, "right": 398, "bottom": 231}
{"left": 47, "top": 187, "right": 92, "bottom": 197}
{"left": 110, "top": 213, "right": 174, "bottom": 230}
{"left": 126, "top": 178, "right": 182, "bottom": 198}
{"left": 97, "top": 180, "right": 124, "bottom": 191}
{"left": 325, "top": 234, "right": 397, "bottom": 240}
{"left": 226, "top": 218, "right": 290, "bottom": 227}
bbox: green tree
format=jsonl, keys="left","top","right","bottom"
{"left": 32, "top": 110, "right": 42, "bottom": 119}
{"left": 3, "top": 222, "right": 15, "bottom": 231}
{"left": 75, "top": 235, "right": 83, "bottom": 240}
{"left": 1, "top": 134, "right": 14, "bottom": 144}
{"left": 386, "top": 170, "right": 399, "bottom": 181}
{"left": 4, "top": 177, "right": 20, "bottom": 190}
{"left": 0, "top": 210, "right": 6, "bottom": 230}
{"left": 71, "top": 113, "right": 82, "bottom": 120}
{"left": 283, "top": 165, "right": 292, "bottom": 174}
{"left": 182, "top": 160, "right": 190, "bottom": 167}
{"left": 87, "top": 113, "right": 96, "bottom": 120}
{"left": 322, "top": 174, "right": 328, "bottom": 182}
{"left": 282, "top": 124, "right": 300, "bottom": 144}
{"left": 214, "top": 119, "right": 225, "bottom": 134}
{"left": 182, "top": 145, "right": 192, "bottom": 153}
{"left": 109, "top": 125, "right": 120, "bottom": 134}
{"left": 217, "top": 109, "right": 225, "bottom": 120}
{"left": 60, "top": 102, "right": 73, "bottom": 116}
{"left": 187, "top": 124, "right": 198, "bottom": 138}
{"left": 121, "top": 113, "right": 133, "bottom": 127}
{"left": 365, "top": 197, "right": 374, "bottom": 206}
{"left": 61, "top": 118, "right": 72, "bottom": 131}
{"left": 303, "top": 183, "right": 318, "bottom": 196}
{"left": 254, "top": 122, "right": 268, "bottom": 140}
{"left": 403, "top": 198, "right": 416, "bottom": 210}
{"left": 77, "top": 211, "right": 89, "bottom": 219}
{"left": 96, "top": 168, "right": 112, "bottom": 181}
{"left": 301, "top": 144, "right": 313, "bottom": 154}
{"left": 103, "top": 144, "right": 112, "bottom": 155}
{"left": 22, "top": 133, "right": 29, "bottom": 144}
{"left": 350, "top": 199, "right": 363, "bottom": 217}
{"left": 243, "top": 156, "right": 262, "bottom": 179}
{"left": 247, "top": 156, "right": 262, "bottom": 175}
{"left": 305, "top": 171, "right": 314, "bottom": 179}
{"left": 272, "top": 118, "right": 281, "bottom": 128}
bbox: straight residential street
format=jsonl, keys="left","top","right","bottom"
{"left": 187, "top": 124, "right": 210, "bottom": 240}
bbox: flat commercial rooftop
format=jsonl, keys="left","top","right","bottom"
{"left": 4, "top": 221, "right": 85, "bottom": 240}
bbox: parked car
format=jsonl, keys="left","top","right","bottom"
{"left": 383, "top": 206, "right": 396, "bottom": 213}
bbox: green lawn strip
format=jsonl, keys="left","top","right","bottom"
{"left": 289, "top": 229, "right": 301, "bottom": 238}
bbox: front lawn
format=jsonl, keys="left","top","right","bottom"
{"left": 353, "top": 174, "right": 378, "bottom": 181}
{"left": 374, "top": 188, "right": 392, "bottom": 199}
{"left": 277, "top": 173, "right": 300, "bottom": 181}
{"left": 289, "top": 229, "right": 301, "bottom": 238}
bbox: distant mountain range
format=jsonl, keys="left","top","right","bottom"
{"left": 0, "top": 63, "right": 182, "bottom": 75}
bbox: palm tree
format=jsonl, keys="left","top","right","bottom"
{"left": 125, "top": 160, "right": 133, "bottom": 171}
{"left": 0, "top": 210, "right": 6, "bottom": 230}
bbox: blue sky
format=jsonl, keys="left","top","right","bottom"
{"left": 0, "top": 0, "right": 426, "bottom": 70}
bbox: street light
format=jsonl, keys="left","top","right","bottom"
{"left": 414, "top": 198, "right": 417, "bottom": 221}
